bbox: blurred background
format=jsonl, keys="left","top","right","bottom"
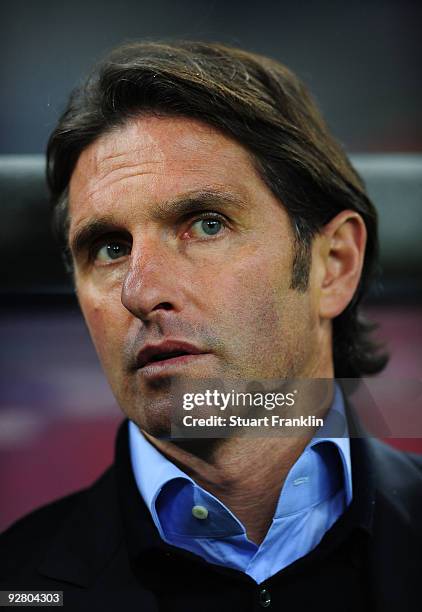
{"left": 1, "top": 0, "right": 421, "bottom": 532}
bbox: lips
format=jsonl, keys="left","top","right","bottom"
{"left": 136, "top": 340, "right": 206, "bottom": 370}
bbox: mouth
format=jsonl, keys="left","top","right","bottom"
{"left": 136, "top": 341, "right": 209, "bottom": 378}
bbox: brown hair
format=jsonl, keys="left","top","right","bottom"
{"left": 47, "top": 40, "right": 387, "bottom": 378}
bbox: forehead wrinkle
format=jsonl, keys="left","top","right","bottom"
{"left": 94, "top": 148, "right": 131, "bottom": 167}
{"left": 94, "top": 148, "right": 163, "bottom": 178}
{"left": 87, "top": 131, "right": 165, "bottom": 179}
{"left": 94, "top": 153, "right": 164, "bottom": 177}
{"left": 85, "top": 163, "right": 163, "bottom": 203}
{"left": 92, "top": 122, "right": 165, "bottom": 164}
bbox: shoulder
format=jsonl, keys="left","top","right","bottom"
{"left": 368, "top": 438, "right": 422, "bottom": 526}
{"left": 369, "top": 438, "right": 422, "bottom": 486}
{"left": 0, "top": 489, "right": 86, "bottom": 579}
{"left": 0, "top": 466, "right": 117, "bottom": 583}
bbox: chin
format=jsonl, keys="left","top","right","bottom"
{"left": 123, "top": 398, "right": 174, "bottom": 440}
{"left": 142, "top": 422, "right": 173, "bottom": 441}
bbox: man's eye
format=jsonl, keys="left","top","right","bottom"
{"left": 94, "top": 242, "right": 131, "bottom": 263}
{"left": 189, "top": 217, "right": 225, "bottom": 238}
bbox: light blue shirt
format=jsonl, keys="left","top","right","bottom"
{"left": 129, "top": 385, "right": 352, "bottom": 584}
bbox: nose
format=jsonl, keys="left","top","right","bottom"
{"left": 121, "top": 238, "right": 183, "bottom": 321}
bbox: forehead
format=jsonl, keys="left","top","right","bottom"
{"left": 68, "top": 115, "right": 262, "bottom": 223}
{"left": 76, "top": 115, "right": 253, "bottom": 167}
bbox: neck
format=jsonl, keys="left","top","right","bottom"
{"left": 143, "top": 369, "right": 335, "bottom": 544}
{"left": 143, "top": 433, "right": 313, "bottom": 544}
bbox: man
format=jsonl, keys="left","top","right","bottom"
{"left": 1, "top": 41, "right": 421, "bottom": 611}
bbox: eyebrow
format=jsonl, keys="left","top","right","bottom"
{"left": 70, "top": 218, "right": 125, "bottom": 258}
{"left": 149, "top": 187, "right": 248, "bottom": 219}
{"left": 69, "top": 188, "right": 248, "bottom": 256}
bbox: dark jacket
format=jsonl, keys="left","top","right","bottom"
{"left": 1, "top": 418, "right": 421, "bottom": 611}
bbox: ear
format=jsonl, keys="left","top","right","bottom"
{"left": 317, "top": 210, "right": 367, "bottom": 320}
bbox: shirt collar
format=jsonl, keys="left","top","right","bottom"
{"left": 310, "top": 383, "right": 353, "bottom": 505}
{"left": 129, "top": 422, "right": 196, "bottom": 537}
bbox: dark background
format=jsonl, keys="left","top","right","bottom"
{"left": 1, "top": 0, "right": 421, "bottom": 532}
{"left": 2, "top": 0, "right": 422, "bottom": 154}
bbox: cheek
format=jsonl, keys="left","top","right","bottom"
{"left": 207, "top": 248, "right": 316, "bottom": 374}
{"left": 78, "top": 291, "right": 127, "bottom": 370}
{"left": 211, "top": 250, "right": 291, "bottom": 337}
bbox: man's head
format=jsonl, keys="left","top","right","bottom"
{"left": 47, "top": 41, "right": 387, "bottom": 435}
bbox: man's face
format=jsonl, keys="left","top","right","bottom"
{"left": 69, "top": 116, "right": 326, "bottom": 435}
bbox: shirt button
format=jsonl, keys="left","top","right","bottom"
{"left": 192, "top": 505, "right": 209, "bottom": 519}
{"left": 259, "top": 588, "right": 271, "bottom": 608}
